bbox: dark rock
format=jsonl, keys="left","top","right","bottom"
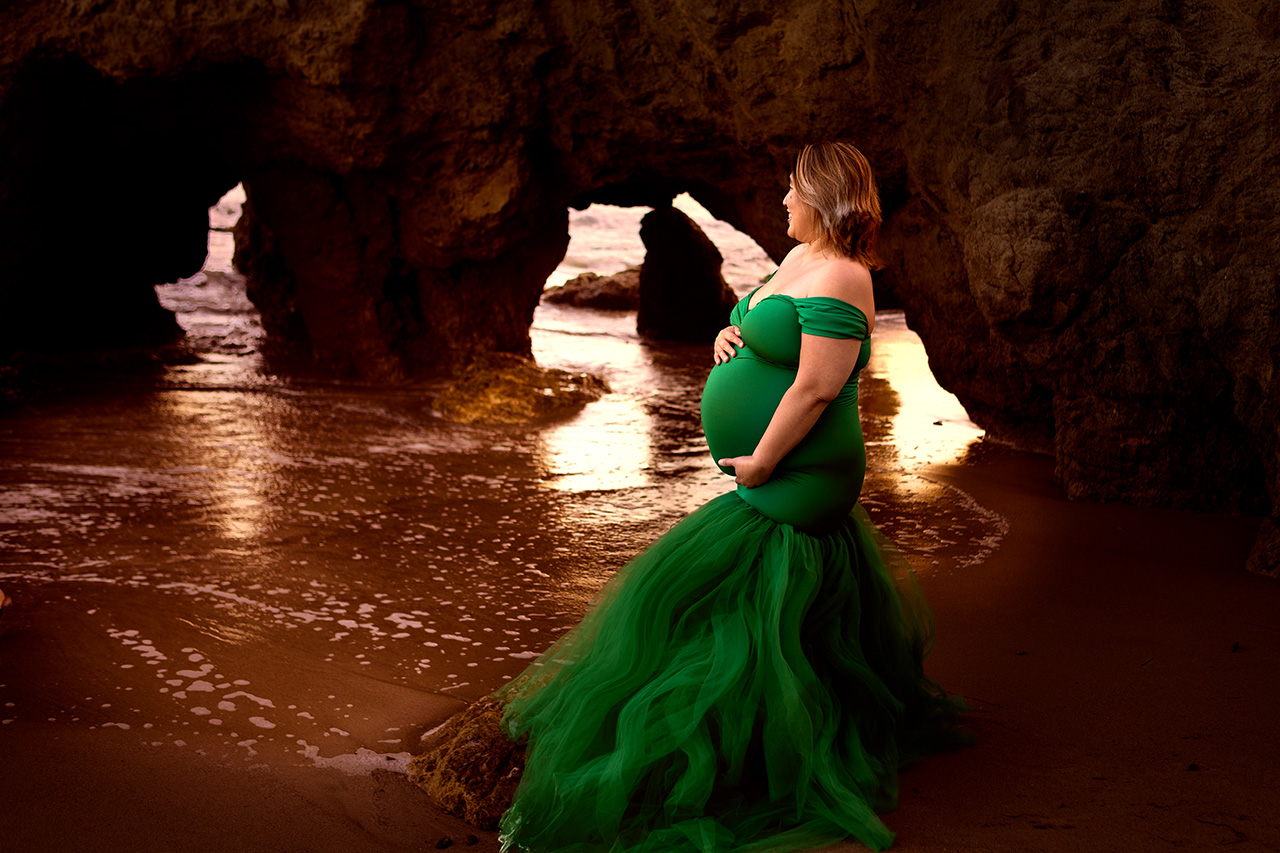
{"left": 408, "top": 697, "right": 524, "bottom": 831}
{"left": 0, "top": 365, "right": 20, "bottom": 404}
{"left": 542, "top": 268, "right": 641, "bottom": 310}
{"left": 434, "top": 352, "right": 608, "bottom": 424}
{"left": 868, "top": 2, "right": 1280, "bottom": 572}
{"left": 1246, "top": 518, "right": 1280, "bottom": 579}
{"left": 233, "top": 194, "right": 309, "bottom": 356}
{"left": 636, "top": 207, "right": 737, "bottom": 342}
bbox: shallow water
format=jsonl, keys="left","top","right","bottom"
{"left": 0, "top": 193, "right": 994, "bottom": 775}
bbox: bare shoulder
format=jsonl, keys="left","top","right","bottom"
{"left": 809, "top": 258, "right": 874, "bottom": 323}
{"left": 778, "top": 244, "right": 809, "bottom": 268}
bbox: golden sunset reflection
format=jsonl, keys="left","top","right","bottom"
{"left": 535, "top": 395, "right": 654, "bottom": 492}
{"left": 863, "top": 312, "right": 984, "bottom": 467}
{"left": 529, "top": 298, "right": 662, "bottom": 493}
{"left": 148, "top": 389, "right": 276, "bottom": 544}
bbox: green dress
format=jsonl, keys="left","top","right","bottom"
{"left": 497, "top": 289, "right": 957, "bottom": 853}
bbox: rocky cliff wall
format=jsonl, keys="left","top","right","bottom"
{"left": 1, "top": 0, "right": 1277, "bottom": 571}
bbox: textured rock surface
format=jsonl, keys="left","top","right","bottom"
{"left": 435, "top": 352, "right": 608, "bottom": 424}
{"left": 636, "top": 206, "right": 738, "bottom": 342}
{"left": 408, "top": 697, "right": 523, "bottom": 830}
{"left": 543, "top": 268, "right": 641, "bottom": 310}
{"left": 1, "top": 0, "right": 1278, "bottom": 569}
{"left": 869, "top": 0, "right": 1280, "bottom": 574}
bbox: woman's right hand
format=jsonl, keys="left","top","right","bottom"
{"left": 713, "top": 325, "right": 743, "bottom": 364}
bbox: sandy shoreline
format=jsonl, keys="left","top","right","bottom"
{"left": 3, "top": 444, "right": 1276, "bottom": 852}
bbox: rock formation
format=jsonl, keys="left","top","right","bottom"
{"left": 543, "top": 267, "right": 641, "bottom": 310}
{"left": 434, "top": 352, "right": 608, "bottom": 424}
{"left": 1, "top": 0, "right": 1277, "bottom": 571}
{"left": 868, "top": 0, "right": 1280, "bottom": 576}
{"left": 408, "top": 696, "right": 524, "bottom": 830}
{"left": 636, "top": 206, "right": 738, "bottom": 342}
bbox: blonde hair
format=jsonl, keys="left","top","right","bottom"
{"left": 793, "top": 142, "right": 882, "bottom": 269}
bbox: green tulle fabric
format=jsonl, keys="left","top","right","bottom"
{"left": 497, "top": 492, "right": 959, "bottom": 853}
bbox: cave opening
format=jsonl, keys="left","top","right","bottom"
{"left": 0, "top": 55, "right": 263, "bottom": 356}
{"left": 153, "top": 184, "right": 264, "bottom": 360}
{"left": 546, "top": 192, "right": 774, "bottom": 298}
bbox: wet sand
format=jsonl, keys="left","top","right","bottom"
{"left": 4, "top": 439, "right": 1274, "bottom": 851}
{"left": 888, "top": 447, "right": 1278, "bottom": 852}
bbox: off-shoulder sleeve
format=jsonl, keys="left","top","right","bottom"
{"left": 794, "top": 296, "right": 869, "bottom": 340}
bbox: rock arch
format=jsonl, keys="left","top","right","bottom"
{"left": 2, "top": 0, "right": 1278, "bottom": 571}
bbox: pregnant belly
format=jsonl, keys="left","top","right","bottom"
{"left": 701, "top": 355, "right": 793, "bottom": 468}
{"left": 701, "top": 355, "right": 866, "bottom": 531}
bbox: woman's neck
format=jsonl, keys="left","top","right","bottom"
{"left": 799, "top": 239, "right": 843, "bottom": 263}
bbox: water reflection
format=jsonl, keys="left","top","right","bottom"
{"left": 853, "top": 314, "right": 997, "bottom": 571}
{"left": 537, "top": 396, "right": 653, "bottom": 491}
{"left": 862, "top": 311, "right": 984, "bottom": 468}
{"left": 146, "top": 390, "right": 277, "bottom": 544}
{"left": 530, "top": 304, "right": 655, "bottom": 492}
{"left": 530, "top": 303, "right": 726, "bottom": 535}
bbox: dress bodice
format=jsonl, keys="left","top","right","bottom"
{"left": 700, "top": 289, "right": 872, "bottom": 531}
{"left": 731, "top": 290, "right": 870, "bottom": 405}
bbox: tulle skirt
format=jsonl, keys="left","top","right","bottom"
{"left": 497, "top": 492, "right": 960, "bottom": 853}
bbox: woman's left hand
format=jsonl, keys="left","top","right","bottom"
{"left": 712, "top": 325, "right": 743, "bottom": 364}
{"left": 717, "top": 455, "right": 774, "bottom": 488}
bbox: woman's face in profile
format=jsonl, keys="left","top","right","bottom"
{"left": 784, "top": 176, "right": 817, "bottom": 242}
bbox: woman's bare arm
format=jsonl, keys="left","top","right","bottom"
{"left": 718, "top": 262, "right": 872, "bottom": 487}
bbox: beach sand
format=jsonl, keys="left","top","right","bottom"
{"left": 3, "top": 442, "right": 1275, "bottom": 852}
{"left": 886, "top": 445, "right": 1279, "bottom": 852}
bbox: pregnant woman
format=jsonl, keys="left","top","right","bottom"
{"left": 497, "top": 142, "right": 960, "bottom": 853}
